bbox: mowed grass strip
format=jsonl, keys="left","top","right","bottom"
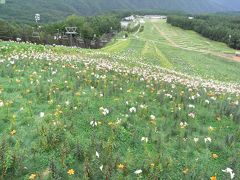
{"left": 107, "top": 19, "right": 240, "bottom": 83}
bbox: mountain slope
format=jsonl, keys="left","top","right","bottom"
{"left": 0, "top": 0, "right": 236, "bottom": 22}
{"left": 212, "top": 0, "right": 240, "bottom": 11}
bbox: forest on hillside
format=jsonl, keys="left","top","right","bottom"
{"left": 167, "top": 15, "right": 240, "bottom": 49}
{"left": 0, "top": 14, "right": 121, "bottom": 47}
{"left": 0, "top": 0, "right": 229, "bottom": 22}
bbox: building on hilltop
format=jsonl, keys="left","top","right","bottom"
{"left": 144, "top": 15, "right": 167, "bottom": 19}
{"left": 124, "top": 15, "right": 135, "bottom": 21}
{"left": 120, "top": 21, "right": 130, "bottom": 29}
{"left": 121, "top": 15, "right": 135, "bottom": 29}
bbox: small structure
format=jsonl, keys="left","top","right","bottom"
{"left": 90, "top": 40, "right": 96, "bottom": 46}
{"left": 144, "top": 15, "right": 167, "bottom": 19}
{"left": 139, "top": 19, "right": 145, "bottom": 24}
{"left": 35, "top": 14, "right": 40, "bottom": 22}
{"left": 188, "top": 17, "right": 194, "bottom": 20}
{"left": 32, "top": 14, "right": 41, "bottom": 39}
{"left": 32, "top": 31, "right": 40, "bottom": 38}
{"left": 61, "top": 34, "right": 69, "bottom": 40}
{"left": 32, "top": 28, "right": 40, "bottom": 39}
{"left": 65, "top": 27, "right": 78, "bottom": 46}
{"left": 16, "top": 38, "right": 21, "bottom": 42}
{"left": 76, "top": 36, "right": 84, "bottom": 44}
{"left": 236, "top": 51, "right": 240, "bottom": 57}
{"left": 54, "top": 29, "right": 62, "bottom": 40}
{"left": 121, "top": 15, "right": 135, "bottom": 30}
{"left": 121, "top": 21, "right": 130, "bottom": 29}
{"left": 124, "top": 15, "right": 135, "bottom": 21}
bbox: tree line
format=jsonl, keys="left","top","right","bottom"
{"left": 0, "top": 14, "right": 121, "bottom": 47}
{"left": 167, "top": 15, "right": 240, "bottom": 50}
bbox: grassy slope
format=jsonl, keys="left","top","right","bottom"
{"left": 0, "top": 20, "right": 239, "bottom": 179}
{"left": 103, "top": 19, "right": 240, "bottom": 83}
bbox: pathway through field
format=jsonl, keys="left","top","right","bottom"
{"left": 148, "top": 19, "right": 240, "bottom": 62}
{"left": 103, "top": 19, "right": 240, "bottom": 83}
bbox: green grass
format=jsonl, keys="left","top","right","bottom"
{"left": 102, "top": 19, "right": 240, "bottom": 83}
{"left": 0, "top": 19, "right": 239, "bottom": 180}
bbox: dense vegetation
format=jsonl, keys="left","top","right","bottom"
{"left": 43, "top": 15, "right": 120, "bottom": 40}
{"left": 167, "top": 15, "right": 240, "bottom": 49}
{"left": 0, "top": 19, "right": 31, "bottom": 41}
{"left": 0, "top": 17, "right": 240, "bottom": 180}
{"left": 0, "top": 14, "right": 120, "bottom": 45}
{"left": 0, "top": 30, "right": 239, "bottom": 179}
{"left": 0, "top": 0, "right": 236, "bottom": 22}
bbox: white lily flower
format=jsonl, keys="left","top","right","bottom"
{"left": 204, "top": 137, "right": 212, "bottom": 143}
{"left": 188, "top": 112, "right": 195, "bottom": 118}
{"left": 208, "top": 126, "right": 214, "bottom": 131}
{"left": 65, "top": 101, "right": 70, "bottom": 106}
{"left": 222, "top": 168, "right": 235, "bottom": 179}
{"left": 150, "top": 115, "right": 156, "bottom": 120}
{"left": 100, "top": 165, "right": 103, "bottom": 171}
{"left": 164, "top": 94, "right": 172, "bottom": 98}
{"left": 0, "top": 100, "right": 4, "bottom": 107}
{"left": 188, "top": 104, "right": 195, "bottom": 108}
{"left": 180, "top": 122, "right": 188, "bottom": 128}
{"left": 96, "top": 151, "right": 99, "bottom": 158}
{"left": 129, "top": 107, "right": 136, "bottom": 113}
{"left": 141, "top": 137, "right": 148, "bottom": 143}
{"left": 90, "top": 121, "right": 98, "bottom": 127}
{"left": 40, "top": 112, "right": 45, "bottom": 118}
{"left": 99, "top": 107, "right": 109, "bottom": 116}
{"left": 234, "top": 100, "right": 239, "bottom": 105}
{"left": 194, "top": 138, "right": 199, "bottom": 143}
{"left": 134, "top": 169, "right": 142, "bottom": 174}
{"left": 205, "top": 100, "right": 210, "bottom": 104}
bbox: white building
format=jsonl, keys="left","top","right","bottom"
{"left": 144, "top": 15, "right": 167, "bottom": 19}
{"left": 139, "top": 19, "right": 145, "bottom": 24}
{"left": 124, "top": 15, "right": 135, "bottom": 21}
{"left": 236, "top": 51, "right": 240, "bottom": 57}
{"left": 120, "top": 21, "right": 130, "bottom": 29}
{"left": 188, "top": 17, "right": 194, "bottom": 20}
{"left": 121, "top": 15, "right": 136, "bottom": 29}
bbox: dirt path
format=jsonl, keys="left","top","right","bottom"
{"left": 152, "top": 22, "right": 178, "bottom": 47}
{"left": 224, "top": 54, "right": 240, "bottom": 62}
{"left": 233, "top": 56, "right": 240, "bottom": 62}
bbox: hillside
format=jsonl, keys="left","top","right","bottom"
{"left": 0, "top": 19, "right": 239, "bottom": 179}
{"left": 0, "top": 0, "right": 233, "bottom": 22}
{"left": 105, "top": 19, "right": 240, "bottom": 82}
{"left": 212, "top": 0, "right": 240, "bottom": 11}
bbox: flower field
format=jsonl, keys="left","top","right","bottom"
{"left": 0, "top": 21, "right": 240, "bottom": 179}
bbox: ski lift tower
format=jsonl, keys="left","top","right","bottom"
{"left": 35, "top": 13, "right": 40, "bottom": 23}
{"left": 65, "top": 27, "right": 78, "bottom": 47}
{"left": 32, "top": 14, "right": 41, "bottom": 39}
